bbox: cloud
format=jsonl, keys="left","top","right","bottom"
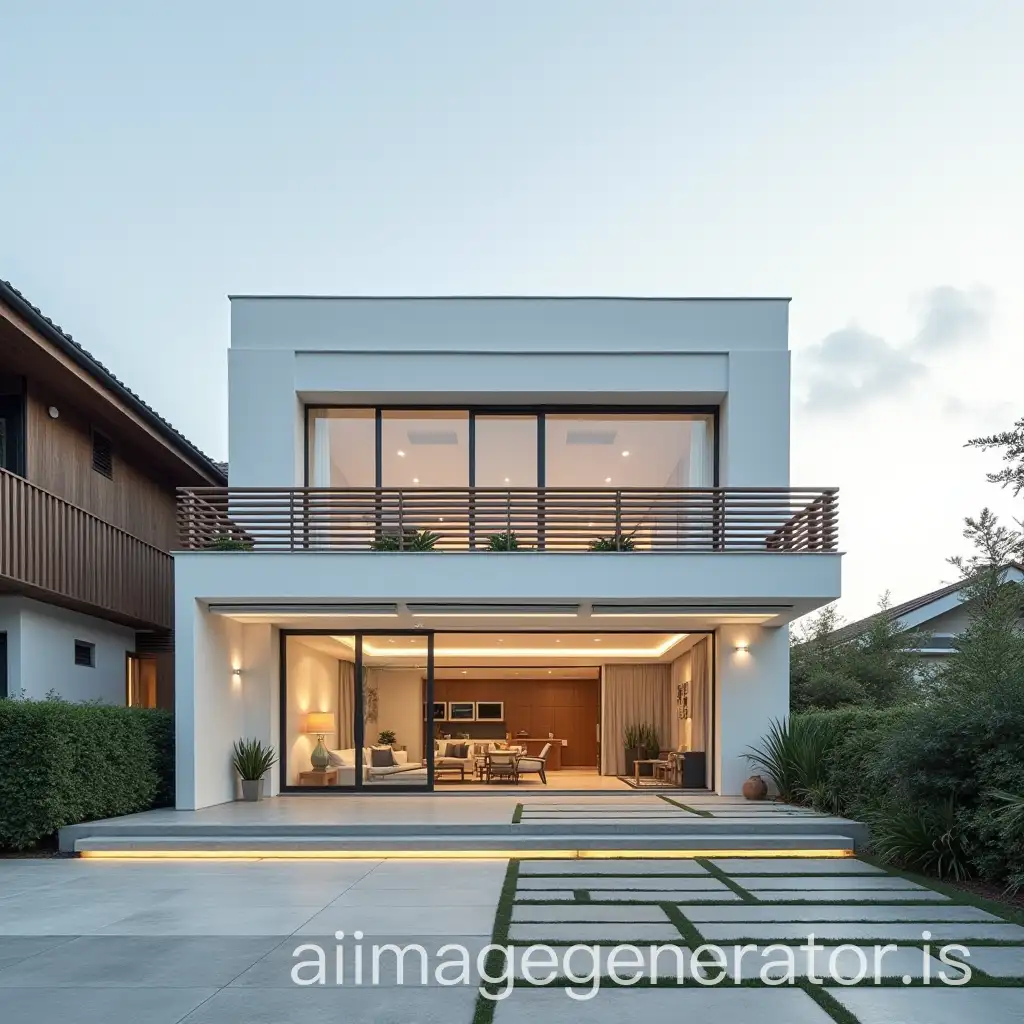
{"left": 912, "top": 286, "right": 992, "bottom": 352}
{"left": 798, "top": 285, "right": 992, "bottom": 414}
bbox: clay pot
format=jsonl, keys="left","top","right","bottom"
{"left": 742, "top": 775, "right": 768, "bottom": 801}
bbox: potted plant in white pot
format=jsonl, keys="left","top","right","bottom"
{"left": 232, "top": 737, "right": 278, "bottom": 801}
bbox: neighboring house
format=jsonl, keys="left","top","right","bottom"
{"left": 821, "top": 562, "right": 1024, "bottom": 667}
{"left": 174, "top": 296, "right": 842, "bottom": 807}
{"left": 0, "top": 280, "right": 226, "bottom": 706}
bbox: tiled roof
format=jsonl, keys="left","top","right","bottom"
{"left": 1, "top": 279, "right": 227, "bottom": 484}
{"left": 821, "top": 561, "right": 1024, "bottom": 646}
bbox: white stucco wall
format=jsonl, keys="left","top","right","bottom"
{"left": 0, "top": 597, "right": 135, "bottom": 703}
{"left": 223, "top": 297, "right": 792, "bottom": 491}
{"left": 715, "top": 622, "right": 790, "bottom": 795}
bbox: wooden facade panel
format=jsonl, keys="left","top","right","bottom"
{"left": 434, "top": 677, "right": 599, "bottom": 767}
{"left": 26, "top": 384, "right": 178, "bottom": 551}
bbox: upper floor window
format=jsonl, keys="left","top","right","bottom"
{"left": 92, "top": 430, "right": 113, "bottom": 478}
{"left": 308, "top": 408, "right": 715, "bottom": 489}
{"left": 0, "top": 383, "right": 26, "bottom": 476}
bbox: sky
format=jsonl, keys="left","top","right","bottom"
{"left": 1, "top": 1, "right": 1022, "bottom": 621}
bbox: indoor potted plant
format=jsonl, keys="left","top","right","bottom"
{"left": 377, "top": 729, "right": 397, "bottom": 749}
{"left": 232, "top": 737, "right": 278, "bottom": 801}
{"left": 623, "top": 723, "right": 661, "bottom": 776}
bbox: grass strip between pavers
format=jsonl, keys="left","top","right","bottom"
{"left": 574, "top": 889, "right": 591, "bottom": 902}
{"left": 511, "top": 803, "right": 524, "bottom": 824}
{"left": 473, "top": 857, "right": 519, "bottom": 1024}
{"left": 697, "top": 857, "right": 759, "bottom": 902}
{"left": 658, "top": 794, "right": 714, "bottom": 817}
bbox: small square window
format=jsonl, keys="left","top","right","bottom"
{"left": 74, "top": 640, "right": 95, "bottom": 667}
{"left": 92, "top": 430, "right": 113, "bottom": 478}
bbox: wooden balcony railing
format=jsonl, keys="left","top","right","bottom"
{"left": 177, "top": 486, "right": 839, "bottom": 553}
{"left": 1, "top": 468, "right": 173, "bottom": 629}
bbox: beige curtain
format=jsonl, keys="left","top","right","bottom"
{"left": 690, "top": 637, "right": 710, "bottom": 754}
{"left": 338, "top": 661, "right": 355, "bottom": 749}
{"left": 602, "top": 664, "right": 672, "bottom": 775}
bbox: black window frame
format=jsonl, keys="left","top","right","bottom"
{"left": 74, "top": 639, "right": 96, "bottom": 668}
{"left": 304, "top": 404, "right": 720, "bottom": 488}
{"left": 91, "top": 428, "right": 113, "bottom": 479}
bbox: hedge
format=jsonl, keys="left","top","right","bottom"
{"left": 0, "top": 700, "right": 175, "bottom": 850}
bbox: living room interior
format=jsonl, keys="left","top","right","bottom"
{"left": 282, "top": 630, "right": 713, "bottom": 791}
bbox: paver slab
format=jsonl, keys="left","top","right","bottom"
{"left": 739, "top": 875, "right": 928, "bottom": 891}
{"left": 956, "top": 945, "right": 1024, "bottom": 978}
{"left": 509, "top": 924, "right": 683, "bottom": 943}
{"left": 697, "top": 922, "right": 1024, "bottom": 942}
{"left": 678, "top": 904, "right": 1001, "bottom": 923}
{"left": 519, "top": 860, "right": 708, "bottom": 875}
{"left": 492, "top": 985, "right": 836, "bottom": 1020}
{"left": 746, "top": 889, "right": 948, "bottom": 903}
{"left": 716, "top": 943, "right": 948, "bottom": 982}
{"left": 517, "top": 875, "right": 725, "bottom": 890}
{"left": 711, "top": 858, "right": 883, "bottom": 874}
{"left": 831, "top": 987, "right": 1024, "bottom": 1024}
{"left": 510, "top": 943, "right": 705, "bottom": 980}
{"left": 512, "top": 905, "right": 668, "bottom": 923}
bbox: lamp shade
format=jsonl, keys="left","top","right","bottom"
{"left": 304, "top": 712, "right": 336, "bottom": 735}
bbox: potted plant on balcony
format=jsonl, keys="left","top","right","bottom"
{"left": 589, "top": 531, "right": 636, "bottom": 551}
{"left": 209, "top": 534, "right": 254, "bottom": 551}
{"left": 232, "top": 738, "right": 278, "bottom": 801}
{"left": 371, "top": 529, "right": 440, "bottom": 551}
{"left": 487, "top": 531, "right": 521, "bottom": 550}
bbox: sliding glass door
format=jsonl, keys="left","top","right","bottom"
{"left": 282, "top": 631, "right": 434, "bottom": 791}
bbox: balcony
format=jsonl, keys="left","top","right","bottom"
{"left": 0, "top": 468, "right": 173, "bottom": 629}
{"left": 176, "top": 486, "right": 838, "bottom": 553}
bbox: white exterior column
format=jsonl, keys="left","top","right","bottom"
{"left": 715, "top": 623, "right": 789, "bottom": 795}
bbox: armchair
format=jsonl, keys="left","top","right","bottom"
{"left": 485, "top": 750, "right": 519, "bottom": 784}
{"left": 515, "top": 742, "right": 551, "bottom": 784}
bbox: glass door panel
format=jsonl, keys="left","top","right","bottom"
{"left": 359, "top": 633, "right": 431, "bottom": 790}
{"left": 284, "top": 634, "right": 357, "bottom": 789}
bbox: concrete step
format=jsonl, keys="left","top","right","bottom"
{"left": 71, "top": 832, "right": 859, "bottom": 857}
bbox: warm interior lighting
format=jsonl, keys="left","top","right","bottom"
{"left": 604, "top": 476, "right": 612, "bottom": 483}
{"left": 621, "top": 450, "right": 630, "bottom": 457}
{"left": 412, "top": 477, "right": 419, "bottom": 484}
{"left": 734, "top": 641, "right": 750, "bottom": 653}
{"left": 397, "top": 450, "right": 406, "bottom": 457}
{"left": 79, "top": 848, "right": 855, "bottom": 862}
{"left": 231, "top": 667, "right": 242, "bottom": 679}
{"left": 339, "top": 634, "right": 687, "bottom": 659}
{"left": 410, "top": 612, "right": 580, "bottom": 618}
{"left": 304, "top": 712, "right": 336, "bottom": 735}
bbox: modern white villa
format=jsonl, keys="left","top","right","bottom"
{"left": 173, "top": 297, "right": 841, "bottom": 809}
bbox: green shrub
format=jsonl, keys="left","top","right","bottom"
{"left": 486, "top": 531, "right": 520, "bottom": 551}
{"left": 0, "top": 700, "right": 174, "bottom": 850}
{"left": 371, "top": 529, "right": 440, "bottom": 551}
{"left": 743, "top": 715, "right": 832, "bottom": 804}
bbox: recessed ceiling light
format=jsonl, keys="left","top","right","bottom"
{"left": 388, "top": 639, "right": 395, "bottom": 644}
{"left": 504, "top": 477, "right": 510, "bottom": 484}
{"left": 594, "top": 638, "right": 602, "bottom": 642}
{"left": 605, "top": 477, "right": 612, "bottom": 483}
{"left": 554, "top": 639, "right": 560, "bottom": 643}
{"left": 461, "top": 670, "right": 467, "bottom": 674}
{"left": 621, "top": 450, "right": 630, "bottom": 457}
{"left": 547, "top": 670, "right": 552, "bottom": 674}
{"left": 438, "top": 517, "right": 444, "bottom": 522}
{"left": 497, "top": 638, "right": 504, "bottom": 643}
{"left": 397, "top": 450, "right": 406, "bottom": 457}
{"left": 413, "top": 477, "right": 419, "bottom": 484}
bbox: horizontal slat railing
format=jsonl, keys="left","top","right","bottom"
{"left": 177, "top": 486, "right": 838, "bottom": 553}
{"left": 0, "top": 468, "right": 173, "bottom": 628}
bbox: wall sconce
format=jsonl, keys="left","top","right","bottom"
{"left": 231, "top": 667, "right": 242, "bottom": 680}
{"left": 734, "top": 641, "right": 750, "bottom": 654}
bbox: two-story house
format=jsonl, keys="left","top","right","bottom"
{"left": 173, "top": 296, "right": 841, "bottom": 807}
{"left": 0, "top": 280, "right": 226, "bottom": 707}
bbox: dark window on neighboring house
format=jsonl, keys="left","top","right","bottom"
{"left": 74, "top": 640, "right": 96, "bottom": 667}
{"left": 92, "top": 430, "right": 113, "bottom": 478}
{"left": 0, "top": 632, "right": 7, "bottom": 698}
{"left": 0, "top": 383, "right": 27, "bottom": 476}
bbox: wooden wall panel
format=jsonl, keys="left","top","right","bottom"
{"left": 434, "top": 677, "right": 599, "bottom": 767}
{"left": 26, "top": 383, "right": 179, "bottom": 551}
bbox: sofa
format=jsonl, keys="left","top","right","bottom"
{"left": 326, "top": 746, "right": 427, "bottom": 786}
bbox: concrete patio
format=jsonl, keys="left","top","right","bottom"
{"left": 1, "top": 850, "right": 1022, "bottom": 1023}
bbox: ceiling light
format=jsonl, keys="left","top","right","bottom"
{"left": 461, "top": 670, "right": 467, "bottom": 674}
{"left": 554, "top": 639, "right": 560, "bottom": 643}
{"left": 621, "top": 450, "right": 630, "bottom": 457}
{"left": 388, "top": 639, "right": 395, "bottom": 644}
{"left": 413, "top": 477, "right": 420, "bottom": 484}
{"left": 397, "top": 450, "right": 406, "bottom": 457}
{"left": 604, "top": 477, "right": 612, "bottom": 484}
{"left": 504, "top": 477, "right": 510, "bottom": 484}
{"left": 593, "top": 638, "right": 601, "bottom": 642}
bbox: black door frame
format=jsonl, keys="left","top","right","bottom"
{"left": 278, "top": 628, "right": 715, "bottom": 794}
{"left": 279, "top": 629, "right": 435, "bottom": 794}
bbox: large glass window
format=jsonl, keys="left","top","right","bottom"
{"left": 307, "top": 409, "right": 375, "bottom": 487}
{"left": 545, "top": 413, "right": 713, "bottom": 488}
{"left": 381, "top": 411, "right": 469, "bottom": 488}
{"left": 474, "top": 416, "right": 538, "bottom": 487}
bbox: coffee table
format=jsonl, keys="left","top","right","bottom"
{"left": 633, "top": 758, "right": 670, "bottom": 785}
{"left": 424, "top": 758, "right": 466, "bottom": 782}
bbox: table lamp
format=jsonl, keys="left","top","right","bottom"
{"left": 304, "top": 712, "right": 336, "bottom": 771}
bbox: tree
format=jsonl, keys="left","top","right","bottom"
{"left": 968, "top": 416, "right": 1024, "bottom": 496}
{"left": 790, "top": 594, "right": 925, "bottom": 712}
